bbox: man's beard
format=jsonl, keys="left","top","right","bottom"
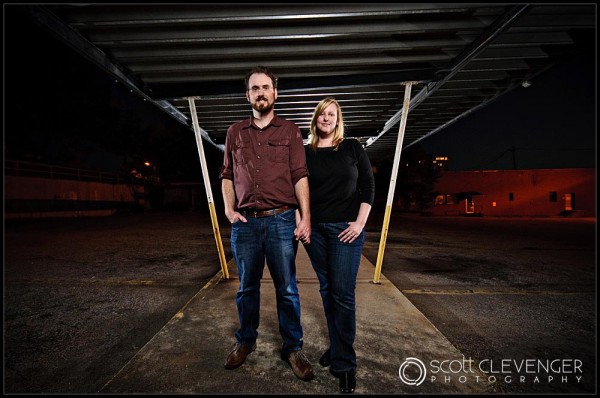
{"left": 252, "top": 97, "right": 274, "bottom": 114}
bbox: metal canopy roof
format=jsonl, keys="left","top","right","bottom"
{"left": 23, "top": 3, "right": 595, "bottom": 165}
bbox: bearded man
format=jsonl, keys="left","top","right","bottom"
{"left": 219, "top": 66, "right": 314, "bottom": 381}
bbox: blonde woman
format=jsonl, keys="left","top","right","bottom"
{"left": 303, "top": 97, "right": 375, "bottom": 393}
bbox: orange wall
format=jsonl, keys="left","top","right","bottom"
{"left": 432, "top": 168, "right": 596, "bottom": 217}
{"left": 5, "top": 175, "right": 135, "bottom": 219}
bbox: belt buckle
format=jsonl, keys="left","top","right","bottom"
{"left": 253, "top": 210, "right": 258, "bottom": 218}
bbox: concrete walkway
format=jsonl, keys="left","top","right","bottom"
{"left": 100, "top": 245, "right": 494, "bottom": 394}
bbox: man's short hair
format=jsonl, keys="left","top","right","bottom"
{"left": 245, "top": 66, "right": 278, "bottom": 90}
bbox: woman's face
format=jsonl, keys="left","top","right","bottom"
{"left": 316, "top": 103, "right": 338, "bottom": 136}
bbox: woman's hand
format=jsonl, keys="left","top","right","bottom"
{"left": 339, "top": 221, "right": 364, "bottom": 243}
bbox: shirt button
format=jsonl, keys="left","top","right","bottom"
{"left": 257, "top": 155, "right": 260, "bottom": 159}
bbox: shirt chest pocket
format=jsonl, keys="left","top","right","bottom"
{"left": 267, "top": 139, "right": 290, "bottom": 163}
{"left": 233, "top": 140, "right": 250, "bottom": 165}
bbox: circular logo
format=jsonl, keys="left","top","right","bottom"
{"left": 399, "top": 357, "right": 427, "bottom": 386}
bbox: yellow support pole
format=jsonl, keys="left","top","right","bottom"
{"left": 208, "top": 201, "right": 228, "bottom": 279}
{"left": 373, "top": 82, "right": 415, "bottom": 284}
{"left": 187, "top": 97, "right": 229, "bottom": 279}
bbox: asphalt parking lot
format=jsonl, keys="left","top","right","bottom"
{"left": 361, "top": 213, "right": 596, "bottom": 394}
{"left": 3, "top": 211, "right": 596, "bottom": 394}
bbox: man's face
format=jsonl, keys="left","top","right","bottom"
{"left": 246, "top": 73, "right": 277, "bottom": 114}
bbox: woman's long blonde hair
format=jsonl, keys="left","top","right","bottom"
{"left": 308, "top": 97, "right": 345, "bottom": 150}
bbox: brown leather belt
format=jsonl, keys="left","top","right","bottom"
{"left": 242, "top": 206, "right": 291, "bottom": 218}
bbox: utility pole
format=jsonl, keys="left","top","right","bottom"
{"left": 510, "top": 146, "right": 517, "bottom": 169}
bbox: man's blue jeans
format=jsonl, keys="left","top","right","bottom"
{"left": 231, "top": 208, "right": 303, "bottom": 357}
{"left": 304, "top": 222, "right": 365, "bottom": 373}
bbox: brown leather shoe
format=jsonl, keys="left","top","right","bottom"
{"left": 224, "top": 342, "right": 256, "bottom": 370}
{"left": 283, "top": 350, "right": 314, "bottom": 381}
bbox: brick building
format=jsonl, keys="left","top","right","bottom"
{"left": 431, "top": 168, "right": 596, "bottom": 217}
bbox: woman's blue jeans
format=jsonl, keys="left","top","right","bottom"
{"left": 304, "top": 222, "right": 365, "bottom": 373}
{"left": 230, "top": 208, "right": 303, "bottom": 357}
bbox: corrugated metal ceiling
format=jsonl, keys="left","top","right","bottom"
{"left": 23, "top": 3, "right": 595, "bottom": 165}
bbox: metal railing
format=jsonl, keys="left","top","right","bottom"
{"left": 5, "top": 159, "right": 125, "bottom": 184}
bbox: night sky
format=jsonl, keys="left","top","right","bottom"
{"left": 4, "top": 6, "right": 596, "bottom": 180}
{"left": 413, "top": 50, "right": 596, "bottom": 171}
